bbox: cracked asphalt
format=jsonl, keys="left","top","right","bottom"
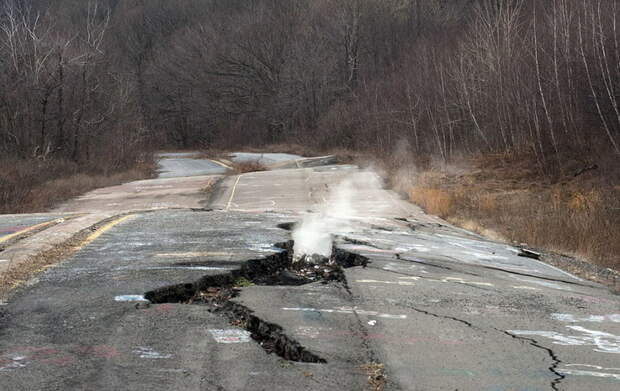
{"left": 0, "top": 153, "right": 619, "bottom": 390}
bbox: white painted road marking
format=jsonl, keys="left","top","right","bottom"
{"left": 114, "top": 295, "right": 148, "bottom": 302}
{"left": 551, "top": 313, "right": 620, "bottom": 323}
{"left": 509, "top": 326, "right": 620, "bottom": 354}
{"left": 114, "top": 266, "right": 232, "bottom": 272}
{"left": 0, "top": 355, "right": 27, "bottom": 371}
{"left": 282, "top": 307, "right": 407, "bottom": 319}
{"left": 559, "top": 364, "right": 620, "bottom": 380}
{"left": 357, "top": 276, "right": 497, "bottom": 288}
{"left": 356, "top": 279, "right": 416, "bottom": 286}
{"left": 133, "top": 347, "right": 172, "bottom": 359}
{"left": 209, "top": 329, "right": 252, "bottom": 343}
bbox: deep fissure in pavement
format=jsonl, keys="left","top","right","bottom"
{"left": 144, "top": 241, "right": 368, "bottom": 363}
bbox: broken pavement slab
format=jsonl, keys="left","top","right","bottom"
{"left": 0, "top": 213, "right": 84, "bottom": 246}
{"left": 52, "top": 175, "right": 220, "bottom": 213}
{"left": 0, "top": 212, "right": 119, "bottom": 294}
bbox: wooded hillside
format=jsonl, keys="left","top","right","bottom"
{"left": 2, "top": 0, "right": 620, "bottom": 186}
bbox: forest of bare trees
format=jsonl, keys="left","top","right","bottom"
{"left": 2, "top": 0, "right": 620, "bottom": 180}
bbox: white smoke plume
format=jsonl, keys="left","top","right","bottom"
{"left": 292, "top": 170, "right": 383, "bottom": 261}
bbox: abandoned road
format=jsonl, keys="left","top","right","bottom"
{"left": 0, "top": 153, "right": 619, "bottom": 391}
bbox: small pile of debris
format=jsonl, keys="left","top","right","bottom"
{"left": 189, "top": 286, "right": 237, "bottom": 307}
{"left": 361, "top": 362, "right": 386, "bottom": 391}
{"left": 289, "top": 253, "right": 345, "bottom": 283}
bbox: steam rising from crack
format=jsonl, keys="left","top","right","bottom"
{"left": 292, "top": 170, "right": 383, "bottom": 262}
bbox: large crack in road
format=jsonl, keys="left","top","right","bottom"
{"left": 380, "top": 291, "right": 567, "bottom": 390}
{"left": 144, "top": 241, "right": 369, "bottom": 364}
{"left": 501, "top": 330, "right": 566, "bottom": 391}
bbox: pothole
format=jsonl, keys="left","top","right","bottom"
{"left": 144, "top": 241, "right": 368, "bottom": 363}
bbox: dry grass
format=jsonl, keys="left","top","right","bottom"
{"left": 0, "top": 158, "right": 154, "bottom": 214}
{"left": 231, "top": 160, "right": 268, "bottom": 174}
{"left": 360, "top": 362, "right": 386, "bottom": 391}
{"left": 408, "top": 187, "right": 455, "bottom": 218}
{"left": 403, "top": 154, "right": 620, "bottom": 270}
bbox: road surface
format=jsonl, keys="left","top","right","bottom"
{"left": 0, "top": 153, "right": 618, "bottom": 390}
{"left": 228, "top": 152, "right": 303, "bottom": 166}
{"left": 0, "top": 214, "right": 67, "bottom": 245}
{"left": 158, "top": 152, "right": 229, "bottom": 178}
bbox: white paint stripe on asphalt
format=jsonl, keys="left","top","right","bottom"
{"left": 512, "top": 285, "right": 541, "bottom": 290}
{"left": 356, "top": 279, "right": 416, "bottom": 286}
{"left": 551, "top": 313, "right": 620, "bottom": 323}
{"left": 208, "top": 329, "right": 252, "bottom": 343}
{"left": 282, "top": 307, "right": 407, "bottom": 319}
{"left": 565, "top": 364, "right": 620, "bottom": 371}
{"left": 114, "top": 266, "right": 233, "bottom": 272}
{"left": 114, "top": 295, "right": 148, "bottom": 302}
{"left": 133, "top": 347, "right": 172, "bottom": 359}
{"left": 558, "top": 368, "right": 620, "bottom": 380}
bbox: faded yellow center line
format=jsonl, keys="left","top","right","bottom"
{"left": 0, "top": 218, "right": 65, "bottom": 244}
{"left": 1, "top": 214, "right": 138, "bottom": 293}
{"left": 226, "top": 175, "right": 243, "bottom": 211}
{"left": 78, "top": 214, "right": 136, "bottom": 249}
{"left": 208, "top": 159, "right": 233, "bottom": 170}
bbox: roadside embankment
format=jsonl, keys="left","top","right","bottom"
{"left": 396, "top": 154, "right": 620, "bottom": 277}
{"left": 0, "top": 157, "right": 155, "bottom": 214}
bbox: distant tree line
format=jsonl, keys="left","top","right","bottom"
{"left": 1, "top": 0, "right": 619, "bottom": 173}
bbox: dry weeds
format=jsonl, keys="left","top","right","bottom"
{"left": 361, "top": 362, "right": 386, "bottom": 391}
{"left": 231, "top": 160, "right": 268, "bottom": 174}
{"left": 404, "top": 154, "right": 620, "bottom": 270}
{"left": 408, "top": 187, "right": 454, "bottom": 218}
{"left": 0, "top": 158, "right": 154, "bottom": 214}
{"left": 233, "top": 143, "right": 315, "bottom": 157}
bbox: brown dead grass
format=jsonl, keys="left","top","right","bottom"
{"left": 360, "top": 362, "right": 386, "bottom": 391}
{"left": 0, "top": 158, "right": 155, "bottom": 214}
{"left": 408, "top": 187, "right": 455, "bottom": 218}
{"left": 231, "top": 160, "right": 268, "bottom": 174}
{"left": 405, "top": 153, "right": 620, "bottom": 270}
